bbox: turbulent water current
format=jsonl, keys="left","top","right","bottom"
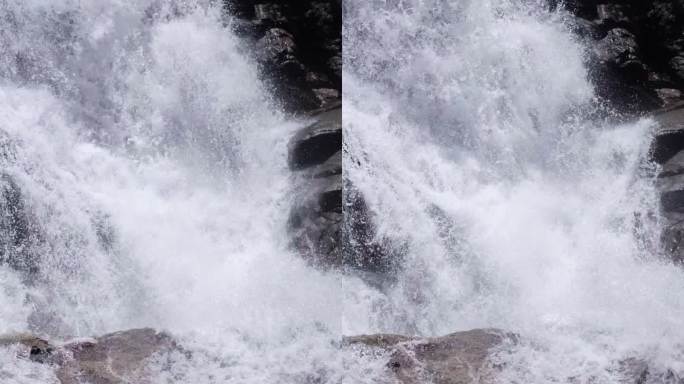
{"left": 344, "top": 0, "right": 684, "bottom": 382}
{"left": 0, "top": 0, "right": 683, "bottom": 383}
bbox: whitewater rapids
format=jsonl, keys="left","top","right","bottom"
{"left": 344, "top": 0, "right": 684, "bottom": 382}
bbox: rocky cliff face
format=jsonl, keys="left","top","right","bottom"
{"left": 553, "top": 0, "right": 684, "bottom": 112}
{"left": 223, "top": 0, "right": 341, "bottom": 113}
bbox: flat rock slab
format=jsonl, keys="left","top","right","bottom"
{"left": 56, "top": 328, "right": 176, "bottom": 384}
{"left": 346, "top": 329, "right": 516, "bottom": 384}
{"left": 0, "top": 329, "right": 177, "bottom": 384}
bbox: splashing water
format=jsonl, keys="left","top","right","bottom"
{"left": 0, "top": 1, "right": 384, "bottom": 383}
{"left": 345, "top": 0, "right": 684, "bottom": 381}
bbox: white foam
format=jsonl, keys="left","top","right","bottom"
{"left": 344, "top": 0, "right": 684, "bottom": 380}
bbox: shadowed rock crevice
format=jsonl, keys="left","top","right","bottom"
{"left": 223, "top": 0, "right": 341, "bottom": 113}
{"left": 557, "top": 0, "right": 684, "bottom": 113}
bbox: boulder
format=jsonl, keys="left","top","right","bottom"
{"left": 225, "top": 1, "right": 341, "bottom": 113}
{"left": 288, "top": 106, "right": 341, "bottom": 170}
{"left": 345, "top": 329, "right": 516, "bottom": 384}
{"left": 672, "top": 55, "right": 684, "bottom": 82}
{"left": 345, "top": 330, "right": 684, "bottom": 384}
{"left": 594, "top": 28, "right": 645, "bottom": 77}
{"left": 650, "top": 102, "right": 684, "bottom": 164}
{"left": 56, "top": 329, "right": 177, "bottom": 384}
{"left": 656, "top": 88, "right": 683, "bottom": 108}
{"left": 587, "top": 26, "right": 661, "bottom": 113}
{"left": 288, "top": 105, "right": 342, "bottom": 268}
{"left": 1, "top": 329, "right": 179, "bottom": 384}
{"left": 596, "top": 4, "right": 632, "bottom": 29}
{"left": 652, "top": 102, "right": 684, "bottom": 262}
{"left": 0, "top": 333, "right": 53, "bottom": 363}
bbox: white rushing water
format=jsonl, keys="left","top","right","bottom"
{"left": 0, "top": 1, "right": 385, "bottom": 383}
{"left": 344, "top": 0, "right": 684, "bottom": 382}
{"left": 3, "top": 0, "right": 684, "bottom": 382}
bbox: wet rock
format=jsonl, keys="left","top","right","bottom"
{"left": 656, "top": 88, "right": 683, "bottom": 107}
{"left": 313, "top": 150, "right": 341, "bottom": 178}
{"left": 653, "top": 102, "right": 684, "bottom": 262}
{"left": 56, "top": 329, "right": 177, "bottom": 384}
{"left": 672, "top": 55, "right": 684, "bottom": 82}
{"left": 588, "top": 27, "right": 660, "bottom": 112}
{"left": 225, "top": 1, "right": 341, "bottom": 113}
{"left": 596, "top": 4, "right": 632, "bottom": 28}
{"left": 346, "top": 329, "right": 516, "bottom": 384}
{"left": 650, "top": 102, "right": 684, "bottom": 164}
{"left": 1, "top": 329, "right": 179, "bottom": 384}
{"left": 0, "top": 333, "right": 53, "bottom": 363}
{"left": 346, "top": 330, "right": 682, "bottom": 384}
{"left": 256, "top": 28, "right": 319, "bottom": 112}
{"left": 561, "top": 0, "right": 684, "bottom": 112}
{"left": 0, "top": 173, "right": 40, "bottom": 275}
{"left": 288, "top": 107, "right": 341, "bottom": 170}
{"left": 594, "top": 28, "right": 646, "bottom": 78}
{"left": 288, "top": 105, "right": 342, "bottom": 268}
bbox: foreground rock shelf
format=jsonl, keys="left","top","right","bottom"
{"left": 346, "top": 329, "right": 515, "bottom": 384}
{"left": 3, "top": 327, "right": 682, "bottom": 383}
{"left": 1, "top": 328, "right": 176, "bottom": 384}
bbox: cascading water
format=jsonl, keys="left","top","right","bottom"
{"left": 344, "top": 0, "right": 684, "bottom": 381}
{"left": 3, "top": 0, "right": 684, "bottom": 382}
{"left": 0, "top": 1, "right": 382, "bottom": 383}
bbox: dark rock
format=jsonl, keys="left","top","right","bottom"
{"left": 672, "top": 55, "right": 684, "bottom": 82}
{"left": 225, "top": 1, "right": 341, "bottom": 113}
{"left": 312, "top": 87, "right": 341, "bottom": 108}
{"left": 346, "top": 329, "right": 516, "bottom": 384}
{"left": 650, "top": 102, "right": 684, "bottom": 164}
{"left": 569, "top": 17, "right": 600, "bottom": 39}
{"left": 596, "top": 4, "right": 632, "bottom": 28}
{"left": 256, "top": 28, "right": 299, "bottom": 71}
{"left": 288, "top": 107, "right": 341, "bottom": 170}
{"left": 660, "top": 148, "right": 684, "bottom": 178}
{"left": 652, "top": 102, "right": 684, "bottom": 262}
{"left": 561, "top": 0, "right": 684, "bottom": 112}
{"left": 319, "top": 176, "right": 342, "bottom": 213}
{"left": 588, "top": 27, "right": 661, "bottom": 112}
{"left": 312, "top": 150, "right": 341, "bottom": 178}
{"left": 288, "top": 106, "right": 342, "bottom": 268}
{"left": 656, "top": 88, "right": 683, "bottom": 108}
{"left": 0, "top": 333, "right": 53, "bottom": 363}
{"left": 595, "top": 28, "right": 641, "bottom": 70}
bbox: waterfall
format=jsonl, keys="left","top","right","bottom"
{"left": 0, "top": 1, "right": 379, "bottom": 382}
{"left": 344, "top": 0, "right": 684, "bottom": 381}
{"left": 1, "top": 0, "right": 683, "bottom": 382}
